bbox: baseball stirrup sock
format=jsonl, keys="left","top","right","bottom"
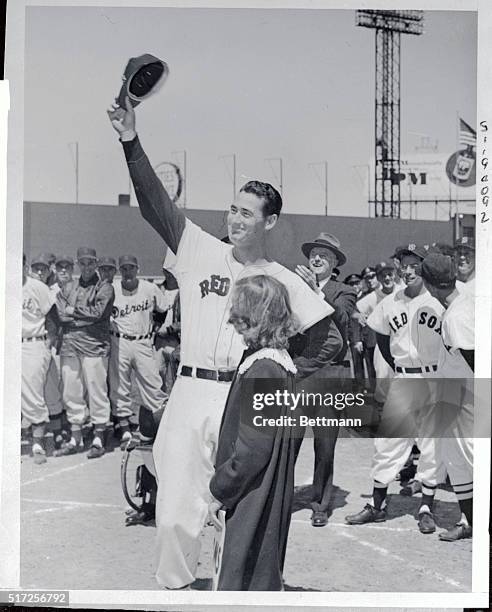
{"left": 420, "top": 483, "right": 436, "bottom": 512}
{"left": 372, "top": 482, "right": 388, "bottom": 509}
{"left": 458, "top": 499, "right": 473, "bottom": 526}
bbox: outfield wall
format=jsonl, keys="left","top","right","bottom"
{"left": 23, "top": 201, "right": 454, "bottom": 277}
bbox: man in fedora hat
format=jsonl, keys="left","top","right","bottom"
{"left": 295, "top": 233, "right": 357, "bottom": 527}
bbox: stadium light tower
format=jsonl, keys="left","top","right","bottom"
{"left": 357, "top": 10, "right": 424, "bottom": 218}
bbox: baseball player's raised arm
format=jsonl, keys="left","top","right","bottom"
{"left": 72, "top": 283, "right": 115, "bottom": 322}
{"left": 108, "top": 98, "right": 185, "bottom": 253}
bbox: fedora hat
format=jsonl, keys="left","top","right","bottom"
{"left": 301, "top": 233, "right": 347, "bottom": 267}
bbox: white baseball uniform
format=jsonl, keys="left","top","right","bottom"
{"left": 437, "top": 291, "right": 474, "bottom": 500}
{"left": 456, "top": 276, "right": 475, "bottom": 296}
{"left": 367, "top": 286, "right": 444, "bottom": 487}
{"left": 109, "top": 279, "right": 173, "bottom": 419}
{"left": 22, "top": 277, "right": 55, "bottom": 425}
{"left": 153, "top": 219, "right": 332, "bottom": 589}
{"left": 356, "top": 286, "right": 396, "bottom": 402}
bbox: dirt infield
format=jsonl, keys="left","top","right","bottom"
{"left": 20, "top": 432, "right": 471, "bottom": 593}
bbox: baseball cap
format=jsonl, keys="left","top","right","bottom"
{"left": 375, "top": 260, "right": 395, "bottom": 275}
{"left": 31, "top": 253, "right": 52, "bottom": 267}
{"left": 56, "top": 255, "right": 74, "bottom": 266}
{"left": 360, "top": 266, "right": 376, "bottom": 279}
{"left": 119, "top": 254, "right": 138, "bottom": 267}
{"left": 453, "top": 236, "right": 475, "bottom": 251}
{"left": 394, "top": 244, "right": 427, "bottom": 261}
{"left": 77, "top": 247, "right": 97, "bottom": 261}
{"left": 97, "top": 256, "right": 117, "bottom": 269}
{"left": 421, "top": 253, "right": 456, "bottom": 288}
{"left": 427, "top": 242, "right": 455, "bottom": 257}
{"left": 117, "top": 54, "right": 169, "bottom": 109}
{"left": 344, "top": 273, "right": 361, "bottom": 286}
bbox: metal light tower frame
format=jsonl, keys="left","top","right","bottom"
{"left": 357, "top": 10, "right": 424, "bottom": 218}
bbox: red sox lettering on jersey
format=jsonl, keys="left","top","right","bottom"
{"left": 367, "top": 287, "right": 444, "bottom": 368}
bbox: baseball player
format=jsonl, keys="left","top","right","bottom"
{"left": 345, "top": 244, "right": 444, "bottom": 534}
{"left": 22, "top": 254, "right": 56, "bottom": 464}
{"left": 421, "top": 253, "right": 474, "bottom": 541}
{"left": 31, "top": 254, "right": 66, "bottom": 452}
{"left": 108, "top": 97, "right": 335, "bottom": 589}
{"left": 97, "top": 256, "right": 118, "bottom": 284}
{"left": 109, "top": 254, "right": 172, "bottom": 448}
{"left": 355, "top": 261, "right": 397, "bottom": 403}
{"left": 351, "top": 266, "right": 378, "bottom": 394}
{"left": 55, "top": 247, "right": 114, "bottom": 459}
{"left": 453, "top": 236, "right": 475, "bottom": 295}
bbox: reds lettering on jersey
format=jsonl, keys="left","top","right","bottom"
{"left": 367, "top": 287, "right": 444, "bottom": 368}
{"left": 173, "top": 219, "right": 333, "bottom": 370}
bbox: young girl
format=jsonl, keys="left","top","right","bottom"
{"left": 209, "top": 274, "right": 299, "bottom": 591}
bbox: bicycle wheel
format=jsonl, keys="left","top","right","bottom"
{"left": 120, "top": 447, "right": 146, "bottom": 512}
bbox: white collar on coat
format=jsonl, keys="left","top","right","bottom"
{"left": 237, "top": 347, "right": 297, "bottom": 376}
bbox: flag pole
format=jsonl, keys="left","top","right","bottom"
{"left": 455, "top": 111, "right": 459, "bottom": 219}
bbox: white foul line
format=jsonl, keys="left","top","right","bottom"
{"left": 22, "top": 497, "right": 124, "bottom": 510}
{"left": 339, "top": 529, "right": 467, "bottom": 591}
{"left": 21, "top": 460, "right": 97, "bottom": 486}
{"left": 291, "top": 517, "right": 415, "bottom": 533}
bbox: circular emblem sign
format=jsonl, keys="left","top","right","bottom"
{"left": 445, "top": 149, "right": 476, "bottom": 187}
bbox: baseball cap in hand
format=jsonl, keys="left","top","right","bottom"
{"left": 117, "top": 54, "right": 169, "bottom": 109}
{"left": 421, "top": 253, "right": 456, "bottom": 288}
{"left": 394, "top": 244, "right": 427, "bottom": 261}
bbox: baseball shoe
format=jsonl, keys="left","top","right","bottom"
{"left": 417, "top": 511, "right": 436, "bottom": 534}
{"left": 400, "top": 479, "right": 422, "bottom": 496}
{"left": 345, "top": 504, "right": 386, "bottom": 525}
{"left": 120, "top": 430, "right": 132, "bottom": 451}
{"left": 87, "top": 445, "right": 106, "bottom": 459}
{"left": 33, "top": 448, "right": 47, "bottom": 465}
{"left": 438, "top": 523, "right": 472, "bottom": 541}
{"left": 53, "top": 443, "right": 78, "bottom": 457}
{"left": 125, "top": 509, "right": 154, "bottom": 526}
{"left": 311, "top": 510, "right": 328, "bottom": 527}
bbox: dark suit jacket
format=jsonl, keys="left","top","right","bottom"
{"left": 320, "top": 279, "right": 357, "bottom": 354}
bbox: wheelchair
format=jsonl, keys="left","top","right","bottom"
{"left": 120, "top": 404, "right": 163, "bottom": 521}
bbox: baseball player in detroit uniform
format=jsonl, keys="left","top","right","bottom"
{"left": 108, "top": 97, "right": 334, "bottom": 589}
{"left": 22, "top": 254, "right": 56, "bottom": 464}
{"left": 346, "top": 244, "right": 444, "bottom": 534}
{"left": 109, "top": 254, "right": 172, "bottom": 447}
{"left": 421, "top": 253, "right": 474, "bottom": 541}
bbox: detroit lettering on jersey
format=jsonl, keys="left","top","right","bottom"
{"left": 199, "top": 275, "right": 231, "bottom": 298}
{"left": 112, "top": 299, "right": 152, "bottom": 318}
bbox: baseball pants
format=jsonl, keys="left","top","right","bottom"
{"left": 21, "top": 340, "right": 51, "bottom": 425}
{"left": 45, "top": 351, "right": 64, "bottom": 417}
{"left": 61, "top": 354, "right": 110, "bottom": 426}
{"left": 371, "top": 373, "right": 442, "bottom": 487}
{"left": 153, "top": 375, "right": 231, "bottom": 589}
{"left": 109, "top": 337, "right": 166, "bottom": 419}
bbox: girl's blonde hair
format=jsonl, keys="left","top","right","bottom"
{"left": 228, "top": 275, "right": 299, "bottom": 350}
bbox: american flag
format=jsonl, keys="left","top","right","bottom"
{"left": 459, "top": 118, "right": 476, "bottom": 148}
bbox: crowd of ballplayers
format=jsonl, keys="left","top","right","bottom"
{"left": 21, "top": 233, "right": 475, "bottom": 574}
